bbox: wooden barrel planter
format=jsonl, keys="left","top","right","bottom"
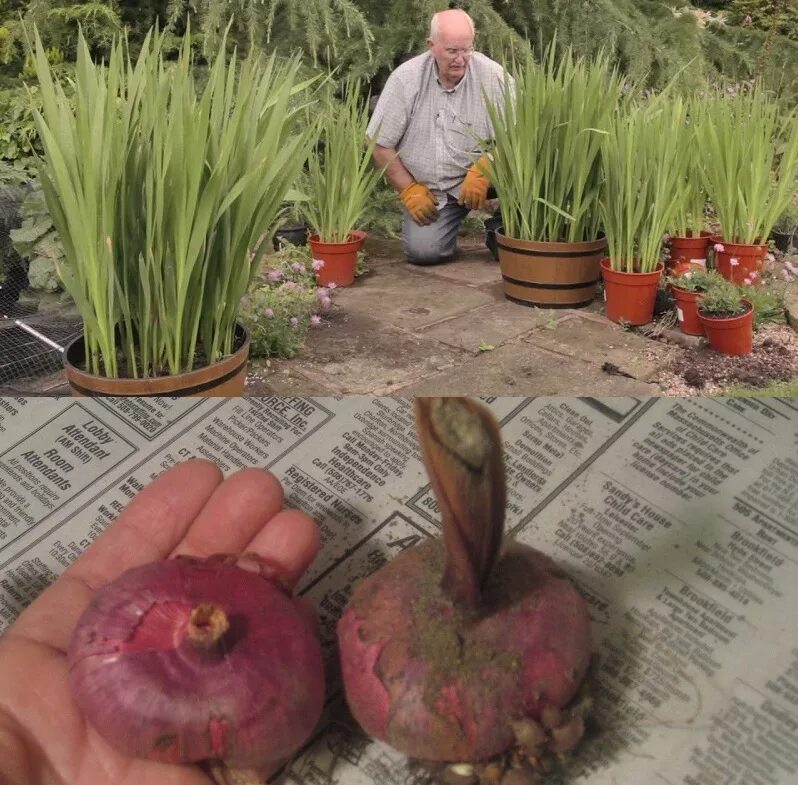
{"left": 496, "top": 232, "right": 606, "bottom": 308}
{"left": 64, "top": 323, "right": 251, "bottom": 397}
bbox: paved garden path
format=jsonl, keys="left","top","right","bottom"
{"left": 247, "top": 234, "right": 673, "bottom": 397}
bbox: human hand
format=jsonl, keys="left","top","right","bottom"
{"left": 399, "top": 182, "right": 439, "bottom": 225}
{"left": 0, "top": 460, "right": 319, "bottom": 785}
{"left": 458, "top": 154, "right": 491, "bottom": 210}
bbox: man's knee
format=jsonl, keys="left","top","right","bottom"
{"left": 403, "top": 227, "right": 453, "bottom": 265}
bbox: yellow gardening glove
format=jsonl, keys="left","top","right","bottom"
{"left": 400, "top": 182, "right": 439, "bottom": 225}
{"left": 458, "top": 154, "right": 491, "bottom": 210}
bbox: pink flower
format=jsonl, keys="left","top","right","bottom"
{"left": 328, "top": 282, "right": 337, "bottom": 290}
{"left": 319, "top": 295, "right": 332, "bottom": 310}
{"left": 749, "top": 270, "right": 759, "bottom": 280}
{"left": 263, "top": 307, "right": 274, "bottom": 318}
{"left": 730, "top": 258, "right": 739, "bottom": 266}
{"left": 310, "top": 314, "right": 321, "bottom": 326}
{"left": 291, "top": 262, "right": 305, "bottom": 274}
{"left": 316, "top": 287, "right": 329, "bottom": 298}
{"left": 713, "top": 242, "right": 725, "bottom": 252}
{"left": 267, "top": 269, "right": 284, "bottom": 281}
{"left": 781, "top": 269, "right": 792, "bottom": 281}
{"left": 290, "top": 317, "right": 299, "bottom": 328}
{"left": 312, "top": 259, "right": 325, "bottom": 272}
{"left": 744, "top": 15, "right": 752, "bottom": 25}
{"left": 279, "top": 281, "right": 298, "bottom": 292}
{"left": 743, "top": 277, "right": 752, "bottom": 286}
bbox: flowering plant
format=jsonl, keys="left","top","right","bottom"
{"left": 305, "top": 79, "right": 385, "bottom": 243}
{"left": 669, "top": 98, "right": 708, "bottom": 237}
{"left": 239, "top": 244, "right": 334, "bottom": 358}
{"left": 486, "top": 45, "right": 625, "bottom": 243}
{"left": 30, "top": 26, "right": 316, "bottom": 378}
{"left": 600, "top": 94, "right": 690, "bottom": 272}
{"left": 692, "top": 84, "right": 798, "bottom": 245}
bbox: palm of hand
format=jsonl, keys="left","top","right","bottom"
{"left": 0, "top": 461, "right": 319, "bottom": 785}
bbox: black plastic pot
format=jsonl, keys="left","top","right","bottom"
{"left": 772, "top": 230, "right": 798, "bottom": 254}
{"left": 273, "top": 223, "right": 309, "bottom": 251}
{"left": 484, "top": 214, "right": 502, "bottom": 261}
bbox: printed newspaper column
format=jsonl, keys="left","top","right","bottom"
{"left": 88, "top": 397, "right": 205, "bottom": 439}
{"left": 406, "top": 397, "right": 640, "bottom": 532}
{"left": 279, "top": 398, "right": 428, "bottom": 583}
{"left": 147, "top": 397, "right": 335, "bottom": 474}
{"left": 0, "top": 403, "right": 136, "bottom": 624}
{"left": 511, "top": 397, "right": 797, "bottom": 784}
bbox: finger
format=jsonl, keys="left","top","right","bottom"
{"left": 9, "top": 460, "right": 224, "bottom": 648}
{"left": 67, "top": 459, "right": 224, "bottom": 590}
{"left": 244, "top": 507, "right": 320, "bottom": 591}
{"left": 172, "top": 468, "right": 285, "bottom": 559}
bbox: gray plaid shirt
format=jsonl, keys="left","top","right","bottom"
{"left": 367, "top": 51, "right": 512, "bottom": 206}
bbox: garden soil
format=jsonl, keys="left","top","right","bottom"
{"left": 4, "top": 231, "right": 798, "bottom": 397}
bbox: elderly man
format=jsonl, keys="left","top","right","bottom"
{"left": 367, "top": 9, "right": 512, "bottom": 265}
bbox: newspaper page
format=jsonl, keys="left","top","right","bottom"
{"left": 0, "top": 395, "right": 796, "bottom": 785}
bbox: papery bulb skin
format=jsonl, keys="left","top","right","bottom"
{"left": 68, "top": 554, "right": 324, "bottom": 769}
{"left": 337, "top": 539, "right": 591, "bottom": 761}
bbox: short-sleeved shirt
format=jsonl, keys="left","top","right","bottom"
{"left": 367, "top": 51, "right": 513, "bottom": 206}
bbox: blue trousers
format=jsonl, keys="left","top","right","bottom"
{"left": 402, "top": 195, "right": 470, "bottom": 265}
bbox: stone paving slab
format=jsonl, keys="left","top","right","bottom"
{"left": 395, "top": 341, "right": 661, "bottom": 396}
{"left": 521, "top": 314, "right": 664, "bottom": 382}
{"left": 247, "top": 310, "right": 464, "bottom": 395}
{"left": 417, "top": 300, "right": 567, "bottom": 353}
{"left": 333, "top": 263, "right": 497, "bottom": 332}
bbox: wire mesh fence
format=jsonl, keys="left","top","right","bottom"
{"left": 0, "top": 183, "right": 81, "bottom": 394}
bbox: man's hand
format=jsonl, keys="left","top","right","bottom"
{"left": 400, "top": 182, "right": 439, "bottom": 225}
{"left": 0, "top": 460, "right": 319, "bottom": 785}
{"left": 458, "top": 154, "right": 491, "bottom": 210}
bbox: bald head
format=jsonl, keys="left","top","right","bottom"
{"left": 429, "top": 9, "right": 475, "bottom": 41}
{"left": 427, "top": 10, "right": 476, "bottom": 88}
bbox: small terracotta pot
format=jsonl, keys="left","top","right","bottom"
{"left": 667, "top": 230, "right": 712, "bottom": 271}
{"left": 713, "top": 239, "right": 766, "bottom": 286}
{"left": 309, "top": 230, "right": 367, "bottom": 287}
{"left": 64, "top": 323, "right": 251, "bottom": 396}
{"left": 698, "top": 299, "right": 754, "bottom": 355}
{"left": 600, "top": 258, "right": 664, "bottom": 326}
{"left": 670, "top": 286, "right": 705, "bottom": 336}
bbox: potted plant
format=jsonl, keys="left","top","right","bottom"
{"left": 693, "top": 85, "right": 798, "bottom": 284}
{"left": 599, "top": 94, "right": 690, "bottom": 325}
{"left": 30, "top": 27, "right": 315, "bottom": 395}
{"left": 305, "top": 80, "right": 384, "bottom": 287}
{"left": 697, "top": 275, "right": 754, "bottom": 355}
{"left": 665, "top": 109, "right": 711, "bottom": 273}
{"left": 486, "top": 46, "right": 624, "bottom": 308}
{"left": 664, "top": 267, "right": 726, "bottom": 336}
{"left": 771, "top": 200, "right": 798, "bottom": 254}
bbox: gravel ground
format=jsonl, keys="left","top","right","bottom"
{"left": 655, "top": 323, "right": 798, "bottom": 395}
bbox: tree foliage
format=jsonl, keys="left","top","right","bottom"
{"left": 2, "top": 1, "right": 798, "bottom": 100}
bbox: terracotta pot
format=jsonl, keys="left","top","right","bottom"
{"left": 670, "top": 285, "right": 705, "bottom": 336}
{"left": 309, "top": 230, "right": 366, "bottom": 287}
{"left": 64, "top": 323, "right": 251, "bottom": 396}
{"left": 698, "top": 299, "right": 754, "bottom": 355}
{"left": 600, "top": 258, "right": 664, "bottom": 325}
{"left": 496, "top": 232, "right": 606, "bottom": 308}
{"left": 713, "top": 238, "right": 766, "bottom": 286}
{"left": 666, "top": 230, "right": 712, "bottom": 271}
